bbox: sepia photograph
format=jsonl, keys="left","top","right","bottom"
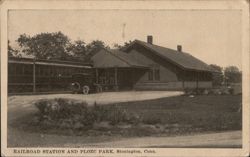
{"left": 1, "top": 0, "right": 249, "bottom": 156}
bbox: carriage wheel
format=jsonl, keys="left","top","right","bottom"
{"left": 82, "top": 85, "right": 90, "bottom": 95}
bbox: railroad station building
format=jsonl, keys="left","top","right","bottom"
{"left": 8, "top": 36, "right": 215, "bottom": 93}
{"left": 92, "top": 36, "right": 214, "bottom": 91}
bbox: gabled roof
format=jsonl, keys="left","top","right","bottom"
{"left": 123, "top": 40, "right": 215, "bottom": 72}
{"left": 92, "top": 48, "right": 149, "bottom": 68}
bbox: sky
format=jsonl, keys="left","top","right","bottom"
{"left": 8, "top": 10, "right": 242, "bottom": 69}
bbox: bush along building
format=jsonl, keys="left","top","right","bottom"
{"left": 92, "top": 36, "right": 215, "bottom": 91}
{"left": 8, "top": 36, "right": 215, "bottom": 93}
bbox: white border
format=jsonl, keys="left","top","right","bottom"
{"left": 1, "top": 0, "right": 249, "bottom": 156}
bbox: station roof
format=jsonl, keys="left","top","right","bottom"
{"left": 123, "top": 40, "right": 216, "bottom": 72}
{"left": 92, "top": 48, "right": 149, "bottom": 69}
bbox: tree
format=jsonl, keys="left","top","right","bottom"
{"left": 209, "top": 64, "right": 223, "bottom": 86}
{"left": 113, "top": 40, "right": 133, "bottom": 50}
{"left": 8, "top": 40, "right": 21, "bottom": 57}
{"left": 224, "top": 66, "right": 242, "bottom": 84}
{"left": 85, "top": 40, "right": 108, "bottom": 57}
{"left": 113, "top": 43, "right": 123, "bottom": 49}
{"left": 17, "top": 32, "right": 70, "bottom": 59}
{"left": 67, "top": 40, "right": 86, "bottom": 58}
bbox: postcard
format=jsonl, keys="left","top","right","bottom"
{"left": 1, "top": 0, "right": 249, "bottom": 156}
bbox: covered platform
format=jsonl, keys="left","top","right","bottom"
{"left": 92, "top": 49, "right": 149, "bottom": 91}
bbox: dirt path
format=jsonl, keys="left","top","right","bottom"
{"left": 76, "top": 131, "right": 241, "bottom": 148}
{"left": 8, "top": 91, "right": 183, "bottom": 108}
{"left": 8, "top": 127, "right": 241, "bottom": 148}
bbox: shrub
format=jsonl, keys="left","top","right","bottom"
{"left": 36, "top": 98, "right": 88, "bottom": 118}
{"left": 35, "top": 98, "right": 92, "bottom": 129}
{"left": 184, "top": 88, "right": 193, "bottom": 95}
{"left": 228, "top": 88, "right": 234, "bottom": 95}
{"left": 107, "top": 105, "right": 130, "bottom": 125}
{"left": 126, "top": 113, "right": 141, "bottom": 125}
{"left": 34, "top": 99, "right": 142, "bottom": 130}
{"left": 90, "top": 102, "right": 109, "bottom": 122}
{"left": 196, "top": 88, "right": 205, "bottom": 95}
{"left": 35, "top": 99, "right": 50, "bottom": 115}
{"left": 142, "top": 116, "right": 162, "bottom": 125}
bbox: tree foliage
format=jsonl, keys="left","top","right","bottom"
{"left": 209, "top": 64, "right": 223, "bottom": 86}
{"left": 8, "top": 40, "right": 21, "bottom": 57}
{"left": 85, "top": 40, "right": 108, "bottom": 57}
{"left": 17, "top": 32, "right": 71, "bottom": 59}
{"left": 224, "top": 66, "right": 242, "bottom": 83}
{"left": 113, "top": 40, "right": 133, "bottom": 50}
{"left": 15, "top": 32, "right": 109, "bottom": 61}
{"left": 67, "top": 40, "right": 86, "bottom": 59}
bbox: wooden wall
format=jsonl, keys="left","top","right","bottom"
{"left": 127, "top": 48, "right": 179, "bottom": 83}
{"left": 127, "top": 44, "right": 213, "bottom": 90}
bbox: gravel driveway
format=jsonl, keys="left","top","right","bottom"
{"left": 8, "top": 127, "right": 241, "bottom": 148}
{"left": 8, "top": 91, "right": 183, "bottom": 108}
{"left": 79, "top": 131, "right": 242, "bottom": 148}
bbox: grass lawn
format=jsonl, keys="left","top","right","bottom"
{"left": 109, "top": 95, "right": 242, "bottom": 132}
{"left": 9, "top": 94, "right": 242, "bottom": 138}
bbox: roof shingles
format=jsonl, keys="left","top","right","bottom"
{"left": 92, "top": 48, "right": 148, "bottom": 68}
{"left": 126, "top": 40, "right": 214, "bottom": 72}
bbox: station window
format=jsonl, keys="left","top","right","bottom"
{"left": 154, "top": 69, "right": 160, "bottom": 81}
{"left": 110, "top": 77, "right": 114, "bottom": 84}
{"left": 148, "top": 69, "right": 153, "bottom": 81}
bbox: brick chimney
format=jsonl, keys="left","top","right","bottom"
{"left": 147, "top": 35, "right": 153, "bottom": 44}
{"left": 177, "top": 45, "right": 182, "bottom": 52}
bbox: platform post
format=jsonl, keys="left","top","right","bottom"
{"left": 114, "top": 67, "right": 118, "bottom": 91}
{"left": 33, "top": 59, "right": 36, "bottom": 93}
